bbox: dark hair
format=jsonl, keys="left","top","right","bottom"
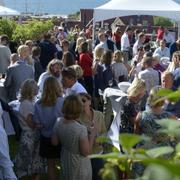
{"left": 61, "top": 39, "right": 69, "bottom": 47}
{"left": 0, "top": 35, "right": 9, "bottom": 43}
{"left": 32, "top": 46, "right": 41, "bottom": 57}
{"left": 101, "top": 50, "right": 112, "bottom": 65}
{"left": 125, "top": 26, "right": 132, "bottom": 32}
{"left": 43, "top": 32, "right": 51, "bottom": 40}
{"left": 80, "top": 41, "right": 88, "bottom": 53}
{"left": 143, "top": 43, "right": 151, "bottom": 52}
{"left": 62, "top": 67, "right": 77, "bottom": 79}
{"left": 62, "top": 51, "right": 75, "bottom": 67}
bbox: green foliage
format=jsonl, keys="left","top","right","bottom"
{"left": 0, "top": 18, "right": 16, "bottom": 39}
{"left": 153, "top": 16, "right": 173, "bottom": 27}
{"left": 12, "top": 19, "right": 54, "bottom": 43}
{"left": 68, "top": 11, "right": 80, "bottom": 20}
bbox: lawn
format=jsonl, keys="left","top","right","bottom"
{"left": 8, "top": 135, "right": 61, "bottom": 180}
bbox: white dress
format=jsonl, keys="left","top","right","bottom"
{"left": 0, "top": 102, "right": 17, "bottom": 180}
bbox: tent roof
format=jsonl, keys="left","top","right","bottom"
{"left": 0, "top": 5, "right": 20, "bottom": 16}
{"left": 94, "top": 0, "right": 180, "bottom": 22}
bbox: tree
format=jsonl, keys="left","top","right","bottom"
{"left": 153, "top": 16, "right": 173, "bottom": 27}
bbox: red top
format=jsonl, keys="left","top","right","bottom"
{"left": 157, "top": 28, "right": 164, "bottom": 40}
{"left": 79, "top": 53, "right": 93, "bottom": 77}
{"left": 113, "top": 32, "right": 121, "bottom": 43}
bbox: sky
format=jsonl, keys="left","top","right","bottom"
{"left": 4, "top": 0, "right": 109, "bottom": 15}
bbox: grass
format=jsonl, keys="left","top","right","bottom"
{"left": 8, "top": 135, "right": 61, "bottom": 180}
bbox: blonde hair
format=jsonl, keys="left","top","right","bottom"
{"left": 62, "top": 94, "right": 82, "bottom": 120}
{"left": 70, "top": 64, "right": 83, "bottom": 79}
{"left": 147, "top": 86, "right": 164, "bottom": 108}
{"left": 75, "top": 37, "right": 85, "bottom": 52}
{"left": 167, "top": 51, "right": 180, "bottom": 72}
{"left": 17, "top": 45, "right": 30, "bottom": 58}
{"left": 41, "top": 76, "right": 62, "bottom": 106}
{"left": 127, "top": 77, "right": 146, "bottom": 97}
{"left": 47, "top": 59, "right": 63, "bottom": 74}
{"left": 113, "top": 50, "right": 123, "bottom": 62}
{"left": 94, "top": 47, "right": 104, "bottom": 60}
{"left": 20, "top": 79, "right": 38, "bottom": 102}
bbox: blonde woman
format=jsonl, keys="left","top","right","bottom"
{"left": 111, "top": 50, "right": 128, "bottom": 83}
{"left": 14, "top": 79, "right": 44, "bottom": 180}
{"left": 166, "top": 51, "right": 180, "bottom": 72}
{"left": 120, "top": 77, "right": 146, "bottom": 133}
{"left": 33, "top": 76, "right": 64, "bottom": 180}
{"left": 75, "top": 37, "right": 85, "bottom": 60}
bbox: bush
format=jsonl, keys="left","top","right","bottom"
{"left": 154, "top": 16, "right": 173, "bottom": 27}
{"left": 0, "top": 19, "right": 16, "bottom": 39}
{"left": 12, "top": 19, "right": 54, "bottom": 43}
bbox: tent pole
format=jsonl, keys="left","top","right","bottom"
{"left": 178, "top": 21, "right": 180, "bottom": 38}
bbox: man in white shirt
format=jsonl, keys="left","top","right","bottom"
{"left": 163, "top": 28, "right": 175, "bottom": 47}
{"left": 138, "top": 57, "right": 160, "bottom": 94}
{"left": 153, "top": 39, "right": 170, "bottom": 58}
{"left": 133, "top": 32, "right": 146, "bottom": 56}
{"left": 94, "top": 32, "right": 117, "bottom": 52}
{"left": 62, "top": 66, "right": 87, "bottom": 96}
{"left": 0, "top": 103, "right": 17, "bottom": 180}
{"left": 121, "top": 26, "right": 133, "bottom": 63}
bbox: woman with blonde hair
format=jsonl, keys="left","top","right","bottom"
{"left": 120, "top": 77, "right": 146, "bottom": 133}
{"left": 166, "top": 51, "right": 180, "bottom": 72}
{"left": 75, "top": 37, "right": 85, "bottom": 60}
{"left": 112, "top": 50, "right": 128, "bottom": 83}
{"left": 14, "top": 79, "right": 44, "bottom": 180}
{"left": 33, "top": 76, "right": 64, "bottom": 180}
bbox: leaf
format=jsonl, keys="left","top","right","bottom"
{"left": 156, "top": 119, "right": 180, "bottom": 130}
{"left": 96, "top": 136, "right": 111, "bottom": 143}
{"left": 175, "top": 143, "right": 180, "bottom": 153}
{"left": 157, "top": 89, "right": 173, "bottom": 96}
{"left": 119, "top": 133, "right": 150, "bottom": 153}
{"left": 143, "top": 165, "right": 173, "bottom": 180}
{"left": 146, "top": 146, "right": 174, "bottom": 158}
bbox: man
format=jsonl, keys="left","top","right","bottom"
{"left": 0, "top": 35, "right": 11, "bottom": 74}
{"left": 95, "top": 32, "right": 117, "bottom": 52}
{"left": 163, "top": 28, "right": 175, "bottom": 47}
{"left": 38, "top": 59, "right": 63, "bottom": 94}
{"left": 39, "top": 33, "right": 58, "bottom": 70}
{"left": 133, "top": 32, "right": 145, "bottom": 56}
{"left": 121, "top": 26, "right": 133, "bottom": 63}
{"left": 162, "top": 71, "right": 180, "bottom": 118}
{"left": 62, "top": 66, "right": 87, "bottom": 96}
{"left": 138, "top": 56, "right": 160, "bottom": 94}
{"left": 4, "top": 45, "right": 34, "bottom": 101}
{"left": 153, "top": 39, "right": 170, "bottom": 58}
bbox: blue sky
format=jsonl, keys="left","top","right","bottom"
{"left": 4, "top": 0, "right": 109, "bottom": 14}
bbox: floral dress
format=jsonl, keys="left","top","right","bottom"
{"left": 14, "top": 100, "right": 45, "bottom": 178}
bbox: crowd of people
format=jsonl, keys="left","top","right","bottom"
{"left": 0, "top": 22, "right": 180, "bottom": 180}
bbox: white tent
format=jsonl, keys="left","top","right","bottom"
{"left": 94, "top": 0, "right": 180, "bottom": 22}
{"left": 0, "top": 5, "right": 20, "bottom": 16}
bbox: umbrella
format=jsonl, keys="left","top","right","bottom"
{"left": 0, "top": 5, "right": 20, "bottom": 16}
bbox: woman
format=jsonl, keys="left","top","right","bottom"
{"left": 79, "top": 41, "right": 93, "bottom": 96}
{"left": 166, "top": 51, "right": 180, "bottom": 72}
{"left": 62, "top": 51, "right": 75, "bottom": 67}
{"left": 79, "top": 93, "right": 106, "bottom": 180}
{"left": 14, "top": 79, "right": 44, "bottom": 180}
{"left": 135, "top": 86, "right": 176, "bottom": 139}
{"left": 52, "top": 94, "right": 96, "bottom": 180}
{"left": 33, "top": 76, "right": 64, "bottom": 180}
{"left": 120, "top": 77, "right": 146, "bottom": 133}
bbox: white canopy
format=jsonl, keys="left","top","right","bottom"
{"left": 94, "top": 0, "right": 180, "bottom": 22}
{"left": 0, "top": 5, "right": 20, "bottom": 16}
